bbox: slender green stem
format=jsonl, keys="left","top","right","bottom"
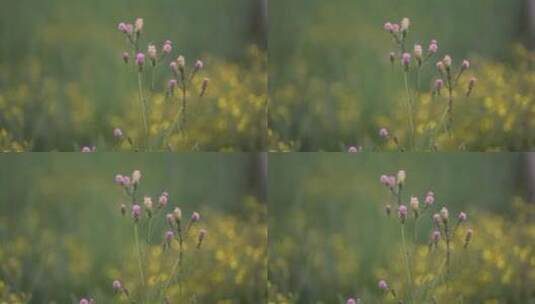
{"left": 137, "top": 72, "right": 149, "bottom": 149}
{"left": 403, "top": 71, "right": 416, "bottom": 150}
{"left": 401, "top": 224, "right": 414, "bottom": 303}
{"left": 134, "top": 223, "right": 145, "bottom": 286}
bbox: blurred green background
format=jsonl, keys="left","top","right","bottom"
{"left": 268, "top": 153, "right": 535, "bottom": 303}
{"left": 0, "top": 0, "right": 266, "bottom": 151}
{"left": 0, "top": 153, "right": 267, "bottom": 303}
{"left": 269, "top": 0, "right": 532, "bottom": 151}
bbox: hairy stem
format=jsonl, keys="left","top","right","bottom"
{"left": 403, "top": 71, "right": 416, "bottom": 150}
{"left": 137, "top": 72, "right": 149, "bottom": 149}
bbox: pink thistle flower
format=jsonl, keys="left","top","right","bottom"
{"left": 378, "top": 279, "right": 388, "bottom": 290}
{"left": 434, "top": 79, "right": 444, "bottom": 93}
{"left": 428, "top": 41, "right": 438, "bottom": 53}
{"left": 80, "top": 299, "right": 89, "bottom": 304}
{"left": 112, "top": 280, "right": 122, "bottom": 292}
{"left": 401, "top": 53, "right": 411, "bottom": 70}
{"left": 413, "top": 44, "right": 423, "bottom": 59}
{"left": 346, "top": 298, "right": 358, "bottom": 304}
{"left": 131, "top": 204, "right": 142, "bottom": 222}
{"left": 165, "top": 230, "right": 175, "bottom": 242}
{"left": 461, "top": 59, "right": 470, "bottom": 70}
{"left": 440, "top": 207, "right": 449, "bottom": 222}
{"left": 162, "top": 40, "right": 172, "bottom": 54}
{"left": 158, "top": 193, "right": 169, "bottom": 208}
{"left": 391, "top": 23, "right": 400, "bottom": 33}
{"left": 191, "top": 212, "right": 200, "bottom": 222}
{"left": 81, "top": 146, "right": 93, "bottom": 152}
{"left": 458, "top": 211, "right": 467, "bottom": 222}
{"left": 384, "top": 22, "right": 393, "bottom": 32}
{"left": 134, "top": 18, "right": 143, "bottom": 33}
{"left": 398, "top": 205, "right": 408, "bottom": 223}
{"left": 432, "top": 230, "right": 441, "bottom": 244}
{"left": 425, "top": 193, "right": 435, "bottom": 206}
{"left": 433, "top": 213, "right": 441, "bottom": 225}
{"left": 348, "top": 146, "right": 359, "bottom": 153}
{"left": 114, "top": 174, "right": 124, "bottom": 185}
{"left": 135, "top": 53, "right": 145, "bottom": 71}
{"left": 117, "top": 23, "right": 128, "bottom": 33}
{"left": 174, "top": 207, "right": 182, "bottom": 222}
{"left": 195, "top": 60, "right": 204, "bottom": 71}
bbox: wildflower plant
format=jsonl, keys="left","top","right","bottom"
{"left": 102, "top": 170, "right": 208, "bottom": 303}
{"left": 372, "top": 170, "right": 474, "bottom": 303}
{"left": 116, "top": 18, "right": 210, "bottom": 151}
{"left": 382, "top": 18, "right": 476, "bottom": 151}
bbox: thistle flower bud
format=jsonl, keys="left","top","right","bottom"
{"left": 385, "top": 204, "right": 392, "bottom": 216}
{"left": 414, "top": 44, "right": 423, "bottom": 60}
{"left": 433, "top": 213, "right": 441, "bottom": 225}
{"left": 428, "top": 41, "right": 438, "bottom": 53}
{"left": 191, "top": 212, "right": 200, "bottom": 222}
{"left": 436, "top": 61, "right": 445, "bottom": 73}
{"left": 379, "top": 128, "right": 389, "bottom": 138}
{"left": 461, "top": 59, "right": 470, "bottom": 71}
{"left": 434, "top": 79, "right": 444, "bottom": 94}
{"left": 120, "top": 204, "right": 127, "bottom": 216}
{"left": 148, "top": 44, "right": 157, "bottom": 66}
{"left": 177, "top": 56, "right": 185, "bottom": 69}
{"left": 113, "top": 128, "right": 123, "bottom": 139}
{"left": 173, "top": 207, "right": 182, "bottom": 222}
{"left": 132, "top": 170, "right": 142, "bottom": 185}
{"left": 197, "top": 228, "right": 207, "bottom": 248}
{"left": 389, "top": 52, "right": 396, "bottom": 65}
{"left": 384, "top": 22, "right": 393, "bottom": 33}
{"left": 458, "top": 211, "right": 467, "bottom": 223}
{"left": 132, "top": 204, "right": 142, "bottom": 222}
{"left": 425, "top": 193, "right": 435, "bottom": 206}
{"left": 442, "top": 55, "right": 452, "bottom": 68}
{"left": 134, "top": 18, "right": 144, "bottom": 33}
{"left": 143, "top": 196, "right": 153, "bottom": 210}
{"left": 410, "top": 196, "right": 419, "bottom": 210}
{"left": 467, "top": 77, "right": 477, "bottom": 97}
{"left": 464, "top": 228, "right": 473, "bottom": 248}
{"left": 162, "top": 40, "right": 172, "bottom": 54}
{"left": 400, "top": 17, "right": 410, "bottom": 32}
{"left": 401, "top": 53, "right": 411, "bottom": 71}
{"left": 112, "top": 280, "right": 122, "bottom": 292}
{"left": 200, "top": 78, "right": 209, "bottom": 97}
{"left": 122, "top": 52, "right": 129, "bottom": 64}
{"left": 158, "top": 193, "right": 169, "bottom": 208}
{"left": 398, "top": 204, "right": 408, "bottom": 224}
{"left": 378, "top": 279, "right": 388, "bottom": 290}
{"left": 166, "top": 213, "right": 175, "bottom": 226}
{"left": 440, "top": 207, "right": 449, "bottom": 223}
{"left": 194, "top": 60, "right": 204, "bottom": 71}
{"left": 397, "top": 170, "right": 406, "bottom": 185}
{"left": 135, "top": 53, "right": 145, "bottom": 71}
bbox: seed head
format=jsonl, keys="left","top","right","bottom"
{"left": 174, "top": 207, "right": 182, "bottom": 222}
{"left": 440, "top": 207, "right": 449, "bottom": 222}
{"left": 348, "top": 146, "right": 358, "bottom": 153}
{"left": 434, "top": 79, "right": 444, "bottom": 93}
{"left": 195, "top": 60, "right": 204, "bottom": 71}
{"left": 433, "top": 213, "right": 441, "bottom": 225}
{"left": 134, "top": 18, "right": 144, "bottom": 33}
{"left": 389, "top": 52, "right": 396, "bottom": 64}
{"left": 197, "top": 228, "right": 207, "bottom": 248}
{"left": 385, "top": 204, "right": 392, "bottom": 216}
{"left": 414, "top": 44, "right": 423, "bottom": 59}
{"left": 436, "top": 61, "right": 445, "bottom": 73}
{"left": 410, "top": 196, "right": 419, "bottom": 210}
{"left": 148, "top": 44, "right": 157, "bottom": 60}
{"left": 177, "top": 56, "right": 185, "bottom": 68}
{"left": 400, "top": 17, "right": 410, "bottom": 32}
{"left": 397, "top": 170, "right": 406, "bottom": 185}
{"left": 432, "top": 230, "right": 441, "bottom": 243}
{"left": 401, "top": 53, "right": 411, "bottom": 70}
{"left": 379, "top": 128, "right": 389, "bottom": 138}
{"left": 114, "top": 174, "right": 124, "bottom": 185}
{"left": 80, "top": 299, "right": 89, "bottom": 304}
{"left": 132, "top": 170, "right": 142, "bottom": 185}
{"left": 169, "top": 61, "right": 178, "bottom": 73}
{"left": 442, "top": 55, "right": 452, "bottom": 68}
{"left": 166, "top": 230, "right": 175, "bottom": 242}
{"left": 113, "top": 128, "right": 123, "bottom": 139}
{"left": 143, "top": 196, "right": 153, "bottom": 209}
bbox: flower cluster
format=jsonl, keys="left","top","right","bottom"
{"left": 382, "top": 17, "right": 476, "bottom": 151}
{"left": 376, "top": 169, "right": 474, "bottom": 303}
{"left": 116, "top": 18, "right": 210, "bottom": 151}
{"left": 109, "top": 169, "right": 208, "bottom": 302}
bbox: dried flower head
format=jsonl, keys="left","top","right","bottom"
{"left": 173, "top": 207, "right": 182, "bottom": 222}
{"left": 195, "top": 60, "right": 204, "bottom": 70}
{"left": 177, "top": 55, "right": 185, "bottom": 68}
{"left": 134, "top": 18, "right": 144, "bottom": 33}
{"left": 440, "top": 207, "right": 449, "bottom": 222}
{"left": 442, "top": 55, "right": 452, "bottom": 68}
{"left": 434, "top": 79, "right": 444, "bottom": 93}
{"left": 143, "top": 196, "right": 153, "bottom": 209}
{"left": 397, "top": 170, "right": 406, "bottom": 185}
{"left": 432, "top": 230, "right": 441, "bottom": 243}
{"left": 414, "top": 44, "right": 423, "bottom": 59}
{"left": 132, "top": 170, "right": 142, "bottom": 185}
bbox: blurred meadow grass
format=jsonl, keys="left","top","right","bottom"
{"left": 268, "top": 153, "right": 535, "bottom": 303}
{"left": 0, "top": 0, "right": 267, "bottom": 151}
{"left": 268, "top": 0, "right": 534, "bottom": 151}
{"left": 0, "top": 154, "right": 267, "bottom": 303}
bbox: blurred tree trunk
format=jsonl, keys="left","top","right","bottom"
{"left": 248, "top": 153, "right": 267, "bottom": 203}
{"left": 524, "top": 153, "right": 535, "bottom": 202}
{"left": 250, "top": 0, "right": 267, "bottom": 49}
